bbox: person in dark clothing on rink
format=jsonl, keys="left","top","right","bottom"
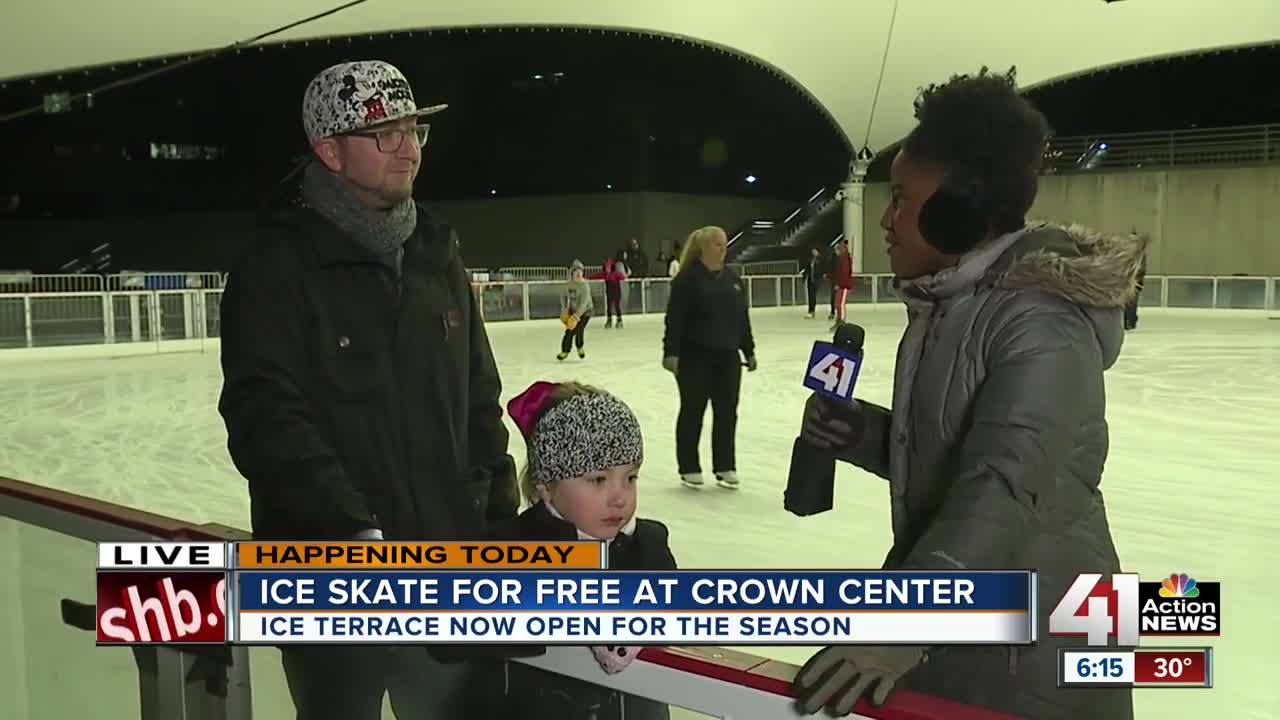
{"left": 662, "top": 225, "right": 757, "bottom": 491}
{"left": 1124, "top": 235, "right": 1148, "bottom": 330}
{"left": 802, "top": 246, "right": 822, "bottom": 318}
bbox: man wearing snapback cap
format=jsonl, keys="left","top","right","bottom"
{"left": 218, "top": 60, "right": 518, "bottom": 719}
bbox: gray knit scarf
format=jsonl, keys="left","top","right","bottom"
{"left": 300, "top": 160, "right": 418, "bottom": 273}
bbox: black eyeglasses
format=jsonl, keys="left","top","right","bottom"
{"left": 343, "top": 124, "right": 430, "bottom": 153}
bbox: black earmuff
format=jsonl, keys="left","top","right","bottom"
{"left": 918, "top": 171, "right": 989, "bottom": 255}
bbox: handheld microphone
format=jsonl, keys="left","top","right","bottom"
{"left": 784, "top": 322, "right": 866, "bottom": 517}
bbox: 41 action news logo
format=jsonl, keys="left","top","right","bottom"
{"left": 1048, "top": 572, "right": 1220, "bottom": 646}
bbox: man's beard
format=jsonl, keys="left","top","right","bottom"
{"left": 350, "top": 170, "right": 416, "bottom": 209}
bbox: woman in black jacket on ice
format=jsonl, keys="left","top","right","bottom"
{"left": 661, "top": 225, "right": 757, "bottom": 490}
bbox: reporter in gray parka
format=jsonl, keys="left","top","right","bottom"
{"left": 793, "top": 67, "right": 1143, "bottom": 720}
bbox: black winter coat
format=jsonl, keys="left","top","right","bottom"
{"left": 496, "top": 503, "right": 676, "bottom": 720}
{"left": 218, "top": 203, "right": 519, "bottom": 542}
{"left": 662, "top": 261, "right": 755, "bottom": 359}
{"left": 491, "top": 501, "right": 678, "bottom": 571}
{"left": 801, "top": 255, "right": 822, "bottom": 284}
{"left": 429, "top": 502, "right": 679, "bottom": 720}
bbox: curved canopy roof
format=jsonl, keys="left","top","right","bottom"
{"left": 4, "top": 0, "right": 1277, "bottom": 153}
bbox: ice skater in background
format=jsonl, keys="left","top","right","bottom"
{"left": 663, "top": 225, "right": 758, "bottom": 490}
{"left": 829, "top": 238, "right": 853, "bottom": 329}
{"left": 802, "top": 247, "right": 822, "bottom": 318}
{"left": 499, "top": 380, "right": 677, "bottom": 720}
{"left": 616, "top": 256, "right": 632, "bottom": 315}
{"left": 558, "top": 260, "right": 593, "bottom": 360}
{"left": 589, "top": 258, "right": 627, "bottom": 328}
{"left": 1124, "top": 236, "right": 1148, "bottom": 330}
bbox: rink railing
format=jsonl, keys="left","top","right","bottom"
{"left": 0, "top": 273, "right": 1277, "bottom": 352}
{"left": 0, "top": 475, "right": 1016, "bottom": 720}
{"left": 488, "top": 260, "right": 801, "bottom": 283}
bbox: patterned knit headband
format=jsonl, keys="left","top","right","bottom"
{"left": 510, "top": 386, "right": 644, "bottom": 484}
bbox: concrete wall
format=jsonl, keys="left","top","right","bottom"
{"left": 432, "top": 191, "right": 794, "bottom": 271}
{"left": 860, "top": 182, "right": 892, "bottom": 275}
{"left": 0, "top": 191, "right": 793, "bottom": 275}
{"left": 859, "top": 164, "right": 1280, "bottom": 276}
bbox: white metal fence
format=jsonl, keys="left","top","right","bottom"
{"left": 484, "top": 261, "right": 800, "bottom": 284}
{"left": 0, "top": 272, "right": 1276, "bottom": 351}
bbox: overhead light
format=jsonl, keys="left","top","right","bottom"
{"left": 745, "top": 175, "right": 757, "bottom": 184}
{"left": 532, "top": 74, "right": 544, "bottom": 80}
{"left": 490, "top": 189, "right": 497, "bottom": 196}
{"left": 606, "top": 184, "right": 613, "bottom": 190}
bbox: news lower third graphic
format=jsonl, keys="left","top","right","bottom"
{"left": 232, "top": 540, "right": 604, "bottom": 568}
{"left": 232, "top": 570, "right": 1033, "bottom": 644}
{"left": 94, "top": 542, "right": 1038, "bottom": 646}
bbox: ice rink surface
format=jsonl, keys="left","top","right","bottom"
{"left": 2, "top": 305, "right": 1277, "bottom": 719}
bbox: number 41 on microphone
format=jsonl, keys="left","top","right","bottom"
{"left": 804, "top": 341, "right": 863, "bottom": 401}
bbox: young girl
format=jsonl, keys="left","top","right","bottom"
{"left": 559, "top": 260, "right": 593, "bottom": 360}
{"left": 589, "top": 258, "right": 627, "bottom": 328}
{"left": 498, "top": 380, "right": 677, "bottom": 720}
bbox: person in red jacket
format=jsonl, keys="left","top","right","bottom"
{"left": 829, "top": 239, "right": 854, "bottom": 328}
{"left": 587, "top": 259, "right": 627, "bottom": 328}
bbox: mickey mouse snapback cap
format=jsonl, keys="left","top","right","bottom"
{"left": 302, "top": 60, "right": 447, "bottom": 145}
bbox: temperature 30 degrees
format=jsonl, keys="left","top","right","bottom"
{"left": 1133, "top": 648, "right": 1212, "bottom": 687}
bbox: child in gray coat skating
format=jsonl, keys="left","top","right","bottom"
{"left": 558, "top": 260, "right": 594, "bottom": 360}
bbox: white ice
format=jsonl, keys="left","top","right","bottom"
{"left": 1, "top": 305, "right": 1277, "bottom": 719}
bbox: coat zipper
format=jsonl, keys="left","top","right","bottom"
{"left": 385, "top": 263, "right": 415, "bottom": 539}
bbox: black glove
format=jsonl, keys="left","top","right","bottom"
{"left": 794, "top": 645, "right": 926, "bottom": 715}
{"left": 800, "top": 392, "right": 865, "bottom": 461}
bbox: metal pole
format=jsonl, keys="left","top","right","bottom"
{"left": 841, "top": 156, "right": 872, "bottom": 276}
{"left": 23, "top": 295, "right": 33, "bottom": 347}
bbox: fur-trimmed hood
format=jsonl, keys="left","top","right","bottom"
{"left": 992, "top": 222, "right": 1147, "bottom": 370}
{"left": 994, "top": 223, "right": 1149, "bottom": 309}
{"left": 898, "top": 222, "right": 1147, "bottom": 371}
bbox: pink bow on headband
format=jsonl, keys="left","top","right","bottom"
{"left": 507, "top": 381, "right": 559, "bottom": 437}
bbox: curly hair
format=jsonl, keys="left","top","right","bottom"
{"left": 902, "top": 66, "right": 1051, "bottom": 236}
